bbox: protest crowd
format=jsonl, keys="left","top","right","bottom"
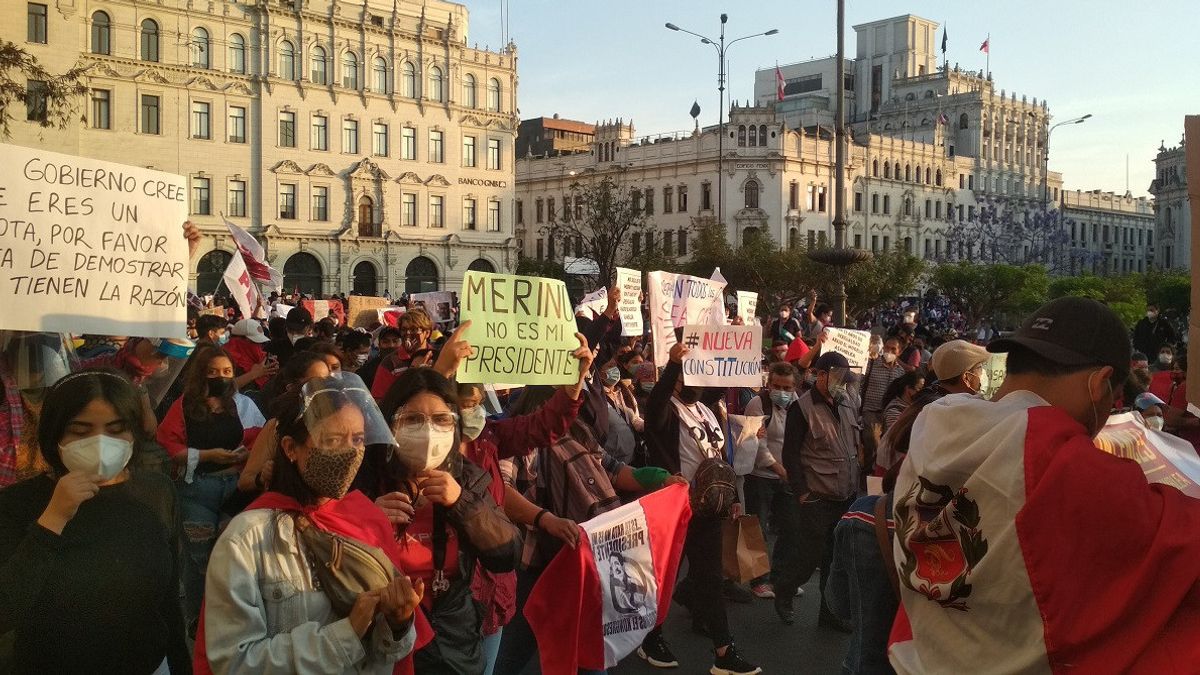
{"left": 3, "top": 221, "right": 1200, "bottom": 675}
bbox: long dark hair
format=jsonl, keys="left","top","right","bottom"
{"left": 182, "top": 345, "right": 237, "bottom": 421}
{"left": 37, "top": 369, "right": 147, "bottom": 476}
{"left": 260, "top": 351, "right": 327, "bottom": 418}
{"left": 881, "top": 370, "right": 925, "bottom": 410}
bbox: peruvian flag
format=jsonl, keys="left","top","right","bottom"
{"left": 525, "top": 484, "right": 691, "bottom": 673}
{"left": 224, "top": 219, "right": 284, "bottom": 291}
{"left": 221, "top": 252, "right": 260, "bottom": 321}
{"left": 775, "top": 65, "right": 786, "bottom": 101}
{"left": 979, "top": 37, "right": 989, "bottom": 54}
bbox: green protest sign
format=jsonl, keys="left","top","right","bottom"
{"left": 458, "top": 270, "right": 580, "bottom": 385}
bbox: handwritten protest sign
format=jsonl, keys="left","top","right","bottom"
{"left": 0, "top": 143, "right": 189, "bottom": 337}
{"left": 458, "top": 271, "right": 580, "bottom": 385}
{"left": 670, "top": 273, "right": 727, "bottom": 328}
{"left": 347, "top": 295, "right": 391, "bottom": 328}
{"left": 978, "top": 352, "right": 1008, "bottom": 399}
{"left": 681, "top": 324, "right": 763, "bottom": 388}
{"left": 823, "top": 327, "right": 872, "bottom": 372}
{"left": 736, "top": 291, "right": 758, "bottom": 326}
{"left": 616, "top": 267, "right": 643, "bottom": 337}
{"left": 410, "top": 291, "right": 456, "bottom": 324}
{"left": 577, "top": 287, "right": 608, "bottom": 318}
{"left": 648, "top": 271, "right": 677, "bottom": 367}
{"left": 1096, "top": 412, "right": 1200, "bottom": 498}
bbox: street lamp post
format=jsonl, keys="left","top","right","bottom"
{"left": 666, "top": 17, "right": 778, "bottom": 236}
{"left": 1042, "top": 113, "right": 1091, "bottom": 204}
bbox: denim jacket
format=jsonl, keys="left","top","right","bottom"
{"left": 827, "top": 494, "right": 898, "bottom": 675}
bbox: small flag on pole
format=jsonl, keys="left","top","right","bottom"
{"left": 979, "top": 37, "right": 990, "bottom": 54}
{"left": 775, "top": 65, "right": 786, "bottom": 101}
{"left": 938, "top": 113, "right": 949, "bottom": 125}
{"left": 941, "top": 27, "right": 947, "bottom": 54}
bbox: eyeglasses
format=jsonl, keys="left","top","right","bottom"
{"left": 392, "top": 411, "right": 458, "bottom": 432}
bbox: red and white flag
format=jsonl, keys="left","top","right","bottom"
{"left": 979, "top": 37, "right": 989, "bottom": 54}
{"left": 888, "top": 392, "right": 1200, "bottom": 674}
{"left": 221, "top": 252, "right": 260, "bottom": 321}
{"left": 224, "top": 219, "right": 283, "bottom": 291}
{"left": 775, "top": 65, "right": 786, "bottom": 101}
{"left": 525, "top": 484, "right": 691, "bottom": 673}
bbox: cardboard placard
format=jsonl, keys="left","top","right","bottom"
{"left": 458, "top": 271, "right": 580, "bottom": 385}
{"left": 670, "top": 273, "right": 727, "bottom": 328}
{"left": 347, "top": 295, "right": 391, "bottom": 328}
{"left": 410, "top": 291, "right": 456, "bottom": 324}
{"left": 577, "top": 287, "right": 608, "bottom": 318}
{"left": 648, "top": 271, "right": 678, "bottom": 367}
{"left": 978, "top": 353, "right": 1008, "bottom": 400}
{"left": 681, "top": 324, "right": 764, "bottom": 388}
{"left": 736, "top": 291, "right": 758, "bottom": 326}
{"left": 1095, "top": 412, "right": 1200, "bottom": 498}
{"left": 615, "top": 267, "right": 644, "bottom": 337}
{"left": 0, "top": 142, "right": 189, "bottom": 337}
{"left": 823, "top": 327, "right": 872, "bottom": 372}
{"left": 1185, "top": 115, "right": 1200, "bottom": 412}
{"left": 199, "top": 306, "right": 226, "bottom": 317}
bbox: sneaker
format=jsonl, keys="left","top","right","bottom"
{"left": 773, "top": 596, "right": 795, "bottom": 625}
{"left": 796, "top": 586, "right": 805, "bottom": 597}
{"left": 711, "top": 644, "right": 762, "bottom": 675}
{"left": 722, "top": 579, "right": 753, "bottom": 604}
{"left": 750, "top": 582, "right": 776, "bottom": 599}
{"left": 638, "top": 632, "right": 679, "bottom": 669}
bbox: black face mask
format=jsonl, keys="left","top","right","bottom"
{"left": 206, "top": 376, "right": 235, "bottom": 398}
{"left": 678, "top": 386, "right": 701, "bottom": 405}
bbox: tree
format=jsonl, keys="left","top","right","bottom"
{"left": 1143, "top": 270, "right": 1190, "bottom": 315}
{"left": 0, "top": 40, "right": 89, "bottom": 138}
{"left": 943, "top": 196, "right": 1095, "bottom": 275}
{"left": 513, "top": 256, "right": 565, "bottom": 281}
{"left": 1049, "top": 273, "right": 1148, "bottom": 328}
{"left": 839, "top": 248, "right": 928, "bottom": 318}
{"left": 931, "top": 262, "right": 1049, "bottom": 327}
{"left": 542, "top": 175, "right": 657, "bottom": 285}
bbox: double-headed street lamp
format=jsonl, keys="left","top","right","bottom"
{"left": 665, "top": 16, "right": 778, "bottom": 229}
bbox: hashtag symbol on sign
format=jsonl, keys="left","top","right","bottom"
{"left": 684, "top": 333, "right": 700, "bottom": 348}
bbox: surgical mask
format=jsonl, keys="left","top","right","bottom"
{"left": 394, "top": 425, "right": 456, "bottom": 471}
{"left": 640, "top": 382, "right": 655, "bottom": 393}
{"left": 59, "top": 434, "right": 133, "bottom": 481}
{"left": 461, "top": 406, "right": 487, "bottom": 441}
{"left": 882, "top": 352, "right": 897, "bottom": 364}
{"left": 779, "top": 311, "right": 790, "bottom": 320}
{"left": 354, "top": 353, "right": 369, "bottom": 367}
{"left": 1159, "top": 353, "right": 1173, "bottom": 365}
{"left": 769, "top": 390, "right": 794, "bottom": 408}
{"left": 603, "top": 367, "right": 621, "bottom": 387}
{"left": 217, "top": 332, "right": 230, "bottom": 346}
{"left": 904, "top": 313, "right": 916, "bottom": 324}
{"left": 1147, "top": 311, "right": 1159, "bottom": 320}
{"left": 207, "top": 376, "right": 235, "bottom": 398}
{"left": 300, "top": 448, "right": 363, "bottom": 499}
{"left": 1145, "top": 416, "right": 1165, "bottom": 431}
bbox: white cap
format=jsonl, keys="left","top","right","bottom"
{"left": 232, "top": 318, "right": 269, "bottom": 344}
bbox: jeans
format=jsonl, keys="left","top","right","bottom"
{"left": 481, "top": 627, "right": 503, "bottom": 675}
{"left": 494, "top": 568, "right": 606, "bottom": 675}
{"left": 178, "top": 472, "right": 239, "bottom": 626}
{"left": 742, "top": 475, "right": 797, "bottom": 587}
{"left": 827, "top": 498, "right": 898, "bottom": 674}
{"left": 772, "top": 497, "right": 855, "bottom": 609}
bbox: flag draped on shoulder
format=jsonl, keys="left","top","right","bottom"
{"left": 525, "top": 484, "right": 691, "bottom": 674}
{"left": 224, "top": 218, "right": 284, "bottom": 291}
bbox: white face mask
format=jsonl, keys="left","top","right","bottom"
{"left": 460, "top": 406, "right": 487, "bottom": 441}
{"left": 1159, "top": 353, "right": 1173, "bottom": 365}
{"left": 394, "top": 424, "right": 455, "bottom": 471}
{"left": 354, "top": 353, "right": 369, "bottom": 367}
{"left": 882, "top": 352, "right": 897, "bottom": 364}
{"left": 1146, "top": 416, "right": 1165, "bottom": 431}
{"left": 59, "top": 434, "right": 133, "bottom": 481}
{"left": 1147, "top": 311, "right": 1158, "bottom": 320}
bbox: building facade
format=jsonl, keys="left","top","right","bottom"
{"left": 10, "top": 0, "right": 518, "bottom": 298}
{"left": 516, "top": 115, "right": 595, "bottom": 159}
{"left": 1061, "top": 189, "right": 1156, "bottom": 275}
{"left": 1150, "top": 137, "right": 1192, "bottom": 270}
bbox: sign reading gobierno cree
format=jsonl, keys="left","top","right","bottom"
{"left": 458, "top": 270, "right": 580, "bottom": 385}
{"left": 0, "top": 143, "right": 189, "bottom": 338}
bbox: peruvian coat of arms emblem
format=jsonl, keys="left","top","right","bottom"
{"left": 894, "top": 475, "right": 989, "bottom": 611}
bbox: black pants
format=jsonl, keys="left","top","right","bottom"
{"left": 743, "top": 475, "right": 797, "bottom": 586}
{"left": 651, "top": 514, "right": 732, "bottom": 650}
{"left": 771, "top": 497, "right": 855, "bottom": 606}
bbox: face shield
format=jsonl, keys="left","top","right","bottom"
{"left": 141, "top": 338, "right": 197, "bottom": 408}
{"left": 0, "top": 331, "right": 77, "bottom": 395}
{"left": 298, "top": 372, "right": 394, "bottom": 451}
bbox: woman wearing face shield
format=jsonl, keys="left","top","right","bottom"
{"left": 198, "top": 374, "right": 425, "bottom": 674}
{"left": 0, "top": 369, "right": 189, "bottom": 674}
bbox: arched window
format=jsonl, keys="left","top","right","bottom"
{"left": 342, "top": 51, "right": 359, "bottom": 89}
{"left": 91, "top": 11, "right": 111, "bottom": 55}
{"left": 468, "top": 258, "right": 496, "bottom": 273}
{"left": 935, "top": 169, "right": 943, "bottom": 186}
{"left": 748, "top": 125, "right": 758, "bottom": 147}
{"left": 428, "top": 66, "right": 444, "bottom": 102}
{"left": 487, "top": 78, "right": 501, "bottom": 111}
{"left": 311, "top": 45, "right": 327, "bottom": 85}
{"left": 872, "top": 159, "right": 879, "bottom": 177}
{"left": 401, "top": 62, "right": 416, "bottom": 97}
{"left": 405, "top": 256, "right": 438, "bottom": 294}
{"left": 140, "top": 19, "right": 159, "bottom": 62}
{"left": 462, "top": 73, "right": 477, "bottom": 108}
{"left": 959, "top": 113, "right": 969, "bottom": 130}
{"left": 192, "top": 27, "right": 210, "bottom": 68}
{"left": 357, "top": 196, "right": 374, "bottom": 236}
{"left": 279, "top": 40, "right": 296, "bottom": 80}
{"left": 283, "top": 253, "right": 323, "bottom": 296}
{"left": 352, "top": 261, "right": 378, "bottom": 296}
{"left": 788, "top": 228, "right": 798, "bottom": 250}
{"left": 372, "top": 57, "right": 389, "bottom": 93}
{"left": 737, "top": 125, "right": 746, "bottom": 147}
{"left": 196, "top": 250, "right": 233, "bottom": 295}
{"left": 759, "top": 125, "right": 768, "bottom": 145}
{"left": 884, "top": 162, "right": 892, "bottom": 179}
{"left": 905, "top": 164, "right": 912, "bottom": 181}
{"left": 924, "top": 167, "right": 931, "bottom": 184}
{"left": 744, "top": 179, "right": 760, "bottom": 209}
{"left": 904, "top": 198, "right": 912, "bottom": 216}
{"left": 743, "top": 227, "right": 761, "bottom": 246}
{"left": 229, "top": 33, "right": 246, "bottom": 74}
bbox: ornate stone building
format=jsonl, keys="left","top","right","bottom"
{"left": 1150, "top": 136, "right": 1192, "bottom": 270}
{"left": 9, "top": 0, "right": 518, "bottom": 297}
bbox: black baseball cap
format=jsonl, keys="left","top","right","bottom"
{"left": 814, "top": 351, "right": 851, "bottom": 371}
{"left": 987, "top": 297, "right": 1130, "bottom": 374}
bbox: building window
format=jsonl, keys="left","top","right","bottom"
{"left": 959, "top": 174, "right": 965, "bottom": 189}
{"left": 663, "top": 186, "right": 673, "bottom": 214}
{"left": 884, "top": 162, "right": 892, "bottom": 179}
{"left": 191, "top": 101, "right": 211, "bottom": 139}
{"left": 278, "top": 111, "right": 296, "bottom": 147}
{"left": 28, "top": 3, "right": 47, "bottom": 43}
{"left": 312, "top": 186, "right": 328, "bottom": 221}
{"left": 789, "top": 182, "right": 799, "bottom": 210}
{"left": 904, "top": 198, "right": 912, "bottom": 216}
{"left": 140, "top": 94, "right": 160, "bottom": 134}
{"left": 228, "top": 106, "right": 246, "bottom": 143}
{"left": 373, "top": 123, "right": 388, "bottom": 156}
{"left": 311, "top": 46, "right": 328, "bottom": 85}
{"left": 871, "top": 193, "right": 879, "bottom": 214}
{"left": 701, "top": 182, "right": 711, "bottom": 211}
{"left": 905, "top": 164, "right": 912, "bottom": 182}
{"left": 372, "top": 57, "right": 389, "bottom": 93}
{"left": 279, "top": 40, "right": 296, "bottom": 80}
{"left": 487, "top": 200, "right": 501, "bottom": 232}
{"left": 959, "top": 113, "right": 969, "bottom": 130}
{"left": 279, "top": 184, "right": 296, "bottom": 219}
{"left": 854, "top": 234, "right": 862, "bottom": 248}
{"left": 310, "top": 115, "right": 328, "bottom": 150}
{"left": 818, "top": 186, "right": 827, "bottom": 212}
{"left": 872, "top": 159, "right": 879, "bottom": 177}
{"left": 191, "top": 177, "right": 211, "bottom": 215}
{"left": 924, "top": 199, "right": 931, "bottom": 218}
{"left": 429, "top": 130, "right": 444, "bottom": 163}
{"left": 744, "top": 180, "right": 759, "bottom": 209}
{"left": 401, "top": 62, "right": 416, "bottom": 97}
{"left": 463, "top": 136, "right": 476, "bottom": 167}
{"left": 935, "top": 169, "right": 943, "bottom": 186}
{"left": 342, "top": 119, "right": 359, "bottom": 154}
{"left": 678, "top": 228, "right": 688, "bottom": 255}
{"left": 90, "top": 89, "right": 110, "bottom": 130}
{"left": 401, "top": 193, "right": 417, "bottom": 226}
{"left": 401, "top": 126, "right": 416, "bottom": 160}
{"left": 428, "top": 66, "right": 444, "bottom": 102}
{"left": 487, "top": 139, "right": 501, "bottom": 170}
{"left": 429, "top": 195, "right": 444, "bottom": 227}
{"left": 664, "top": 230, "right": 674, "bottom": 256}
{"left": 342, "top": 52, "right": 359, "bottom": 89}
{"left": 737, "top": 125, "right": 746, "bottom": 147}
{"left": 535, "top": 198, "right": 544, "bottom": 223}
{"left": 574, "top": 197, "right": 583, "bottom": 221}
{"left": 679, "top": 186, "right": 688, "bottom": 212}
{"left": 749, "top": 125, "right": 758, "bottom": 147}
{"left": 872, "top": 235, "right": 879, "bottom": 252}
{"left": 192, "top": 27, "right": 210, "bottom": 69}
{"left": 487, "top": 78, "right": 501, "bottom": 112}
{"left": 460, "top": 196, "right": 475, "bottom": 230}
{"left": 229, "top": 33, "right": 246, "bottom": 74}
{"left": 536, "top": 238, "right": 544, "bottom": 260}
{"left": 140, "top": 19, "right": 159, "bottom": 61}
{"left": 516, "top": 199, "right": 524, "bottom": 225}
{"left": 228, "top": 180, "right": 246, "bottom": 217}
{"left": 632, "top": 233, "right": 641, "bottom": 257}
{"left": 644, "top": 189, "right": 653, "bottom": 215}
{"left": 463, "top": 73, "right": 477, "bottom": 108}
{"left": 854, "top": 192, "right": 863, "bottom": 212}
{"left": 883, "top": 195, "right": 891, "bottom": 215}
{"left": 91, "top": 11, "right": 111, "bottom": 55}
{"left": 24, "top": 80, "right": 47, "bottom": 122}
{"left": 548, "top": 197, "right": 556, "bottom": 222}
{"left": 357, "top": 196, "right": 374, "bottom": 235}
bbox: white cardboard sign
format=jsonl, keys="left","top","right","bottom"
{"left": 681, "top": 324, "right": 763, "bottom": 387}
{"left": 736, "top": 291, "right": 759, "bottom": 326}
{"left": 616, "top": 267, "right": 643, "bottom": 337}
{"left": 648, "top": 271, "right": 677, "bottom": 367}
{"left": 823, "top": 327, "right": 872, "bottom": 372}
{"left": 670, "top": 273, "right": 727, "bottom": 328}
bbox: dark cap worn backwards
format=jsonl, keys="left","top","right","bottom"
{"left": 987, "top": 297, "right": 1131, "bottom": 374}
{"left": 814, "top": 351, "right": 851, "bottom": 372}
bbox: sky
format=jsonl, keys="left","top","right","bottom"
{"left": 462, "top": 0, "right": 1199, "bottom": 198}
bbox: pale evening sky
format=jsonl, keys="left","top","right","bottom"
{"left": 463, "top": 0, "right": 1199, "bottom": 198}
